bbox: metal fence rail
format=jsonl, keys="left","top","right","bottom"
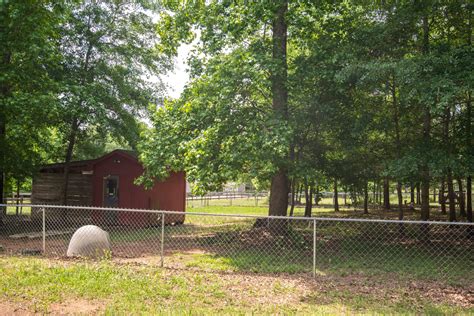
{"left": 0, "top": 204, "right": 472, "bottom": 282}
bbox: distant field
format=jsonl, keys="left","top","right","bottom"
{"left": 5, "top": 200, "right": 31, "bottom": 216}
{"left": 186, "top": 196, "right": 461, "bottom": 222}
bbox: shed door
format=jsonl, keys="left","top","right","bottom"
{"left": 103, "top": 176, "right": 119, "bottom": 224}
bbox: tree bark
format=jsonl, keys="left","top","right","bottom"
{"left": 447, "top": 171, "right": 456, "bottom": 221}
{"left": 443, "top": 106, "right": 456, "bottom": 221}
{"left": 363, "top": 181, "right": 369, "bottom": 214}
{"left": 420, "top": 108, "right": 431, "bottom": 221}
{"left": 304, "top": 183, "right": 313, "bottom": 217}
{"left": 289, "top": 178, "right": 296, "bottom": 216}
{"left": 416, "top": 183, "right": 421, "bottom": 205}
{"left": 467, "top": 176, "right": 472, "bottom": 222}
{"left": 420, "top": 12, "right": 431, "bottom": 223}
{"left": 397, "top": 181, "right": 403, "bottom": 220}
{"left": 466, "top": 11, "right": 472, "bottom": 233}
{"left": 374, "top": 181, "right": 378, "bottom": 205}
{"left": 0, "top": 51, "right": 11, "bottom": 220}
{"left": 268, "top": 0, "right": 289, "bottom": 220}
{"left": 383, "top": 178, "right": 391, "bottom": 210}
{"left": 397, "top": 181, "right": 406, "bottom": 236}
{"left": 410, "top": 182, "right": 415, "bottom": 204}
{"left": 440, "top": 179, "right": 446, "bottom": 215}
{"left": 334, "top": 178, "right": 339, "bottom": 212}
{"left": 420, "top": 174, "right": 430, "bottom": 221}
{"left": 372, "top": 181, "right": 377, "bottom": 207}
{"left": 15, "top": 178, "right": 20, "bottom": 216}
{"left": 457, "top": 178, "right": 466, "bottom": 217}
{"left": 343, "top": 187, "right": 347, "bottom": 205}
{"left": 391, "top": 79, "right": 403, "bottom": 219}
{"left": 466, "top": 92, "right": 472, "bottom": 221}
{"left": 314, "top": 185, "right": 320, "bottom": 205}
{"left": 297, "top": 183, "right": 303, "bottom": 204}
{"left": 62, "top": 118, "right": 79, "bottom": 205}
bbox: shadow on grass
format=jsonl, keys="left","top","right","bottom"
{"left": 159, "top": 220, "right": 473, "bottom": 285}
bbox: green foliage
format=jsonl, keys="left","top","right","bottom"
{"left": 0, "top": 0, "right": 63, "bottom": 181}
{"left": 55, "top": 1, "right": 169, "bottom": 156}
{"left": 139, "top": 2, "right": 292, "bottom": 194}
{"left": 139, "top": 1, "right": 473, "bottom": 220}
{"left": 1, "top": 1, "right": 169, "bottom": 195}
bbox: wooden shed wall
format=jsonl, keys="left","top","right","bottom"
{"left": 32, "top": 173, "right": 93, "bottom": 205}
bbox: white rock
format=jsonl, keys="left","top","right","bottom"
{"left": 67, "top": 225, "right": 111, "bottom": 258}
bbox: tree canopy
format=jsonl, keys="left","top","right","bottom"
{"left": 139, "top": 1, "right": 473, "bottom": 221}
{"left": 1, "top": 1, "right": 472, "bottom": 222}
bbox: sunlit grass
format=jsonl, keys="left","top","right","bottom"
{"left": 0, "top": 257, "right": 470, "bottom": 314}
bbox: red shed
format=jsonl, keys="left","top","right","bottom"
{"left": 31, "top": 149, "right": 185, "bottom": 226}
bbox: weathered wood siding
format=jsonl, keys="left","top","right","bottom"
{"left": 32, "top": 173, "right": 93, "bottom": 205}
{"left": 31, "top": 173, "right": 93, "bottom": 222}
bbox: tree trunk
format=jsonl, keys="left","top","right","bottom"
{"left": 383, "top": 178, "right": 391, "bottom": 210}
{"left": 457, "top": 178, "right": 466, "bottom": 217}
{"left": 420, "top": 106, "right": 431, "bottom": 221}
{"left": 15, "top": 179, "right": 20, "bottom": 216}
{"left": 397, "top": 181, "right": 406, "bottom": 236}
{"left": 268, "top": 0, "right": 289, "bottom": 221}
{"left": 304, "top": 184, "right": 313, "bottom": 217}
{"left": 443, "top": 105, "right": 455, "bottom": 222}
{"left": 363, "top": 181, "right": 369, "bottom": 214}
{"left": 397, "top": 181, "right": 403, "bottom": 220}
{"left": 440, "top": 179, "right": 446, "bottom": 215}
{"left": 334, "top": 178, "right": 339, "bottom": 212}
{"left": 343, "top": 187, "right": 347, "bottom": 205}
{"left": 416, "top": 183, "right": 421, "bottom": 205}
{"left": 269, "top": 170, "right": 289, "bottom": 217}
{"left": 0, "top": 51, "right": 11, "bottom": 220}
{"left": 410, "top": 182, "right": 415, "bottom": 204}
{"left": 420, "top": 9, "right": 431, "bottom": 226}
{"left": 374, "top": 181, "right": 378, "bottom": 205}
{"left": 289, "top": 178, "right": 296, "bottom": 216}
{"left": 62, "top": 118, "right": 79, "bottom": 206}
{"left": 446, "top": 171, "right": 456, "bottom": 222}
{"left": 373, "top": 181, "right": 377, "bottom": 206}
{"left": 420, "top": 173, "right": 430, "bottom": 221}
{"left": 314, "top": 185, "right": 320, "bottom": 206}
{"left": 464, "top": 0, "right": 472, "bottom": 224}
{"left": 467, "top": 176, "right": 472, "bottom": 222}
{"left": 391, "top": 77, "right": 403, "bottom": 219}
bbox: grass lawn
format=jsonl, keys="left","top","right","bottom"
{"left": 0, "top": 198, "right": 472, "bottom": 314}
{"left": 0, "top": 256, "right": 471, "bottom": 314}
{"left": 5, "top": 201, "right": 31, "bottom": 216}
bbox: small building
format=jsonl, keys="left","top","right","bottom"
{"left": 31, "top": 150, "right": 185, "bottom": 226}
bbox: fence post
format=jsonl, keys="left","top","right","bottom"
{"left": 42, "top": 207, "right": 46, "bottom": 254}
{"left": 313, "top": 219, "right": 316, "bottom": 278}
{"left": 160, "top": 213, "right": 165, "bottom": 268}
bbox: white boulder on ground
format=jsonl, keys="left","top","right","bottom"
{"left": 67, "top": 225, "right": 111, "bottom": 258}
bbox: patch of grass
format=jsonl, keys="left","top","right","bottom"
{"left": 303, "top": 288, "right": 468, "bottom": 315}
{"left": 181, "top": 251, "right": 311, "bottom": 274}
{"left": 102, "top": 211, "right": 472, "bottom": 284}
{"left": 5, "top": 205, "right": 31, "bottom": 216}
{"left": 0, "top": 257, "right": 471, "bottom": 314}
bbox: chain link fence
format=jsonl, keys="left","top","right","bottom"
{"left": 0, "top": 204, "right": 472, "bottom": 282}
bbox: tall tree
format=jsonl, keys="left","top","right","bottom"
{"left": 140, "top": 1, "right": 293, "bottom": 217}
{"left": 268, "top": 0, "right": 290, "bottom": 216}
{"left": 57, "top": 2, "right": 167, "bottom": 204}
{"left": 0, "top": 1, "right": 62, "bottom": 214}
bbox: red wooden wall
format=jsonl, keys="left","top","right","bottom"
{"left": 91, "top": 151, "right": 185, "bottom": 226}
